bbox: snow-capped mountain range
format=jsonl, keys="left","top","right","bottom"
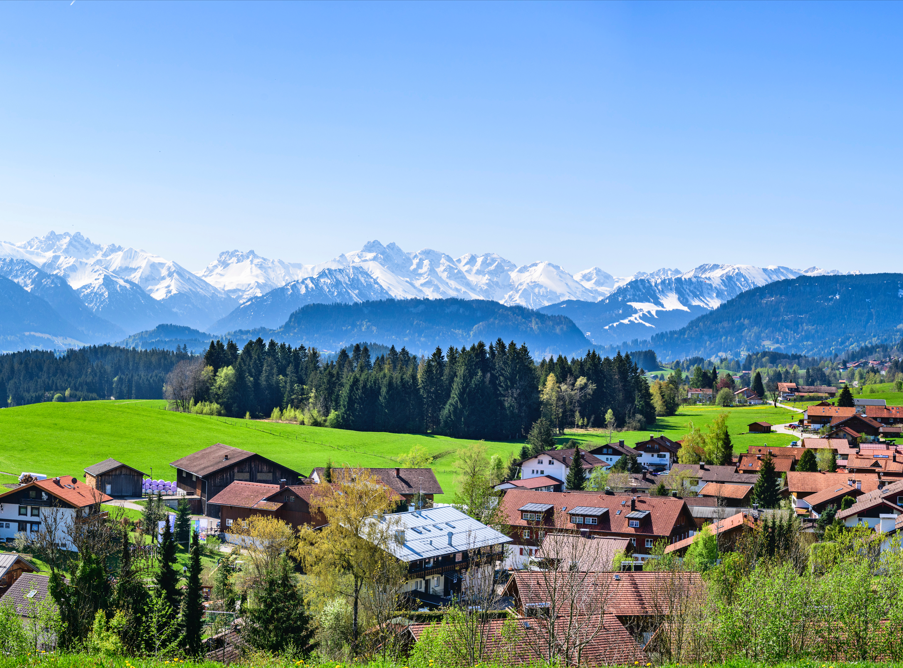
{"left": 0, "top": 231, "right": 848, "bottom": 351}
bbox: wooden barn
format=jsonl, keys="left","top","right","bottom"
{"left": 170, "top": 444, "right": 306, "bottom": 518}
{"left": 84, "top": 458, "right": 146, "bottom": 498}
{"left": 748, "top": 421, "right": 772, "bottom": 434}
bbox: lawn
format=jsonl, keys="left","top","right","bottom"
{"left": 0, "top": 401, "right": 799, "bottom": 504}
{"left": 561, "top": 404, "right": 798, "bottom": 454}
{"left": 0, "top": 400, "right": 520, "bottom": 502}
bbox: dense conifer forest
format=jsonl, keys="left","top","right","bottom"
{"left": 0, "top": 346, "right": 189, "bottom": 406}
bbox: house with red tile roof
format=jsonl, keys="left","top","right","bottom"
{"left": 831, "top": 414, "right": 883, "bottom": 441}
{"left": 499, "top": 489, "right": 694, "bottom": 568}
{"left": 0, "top": 476, "right": 112, "bottom": 551}
{"left": 786, "top": 472, "right": 880, "bottom": 511}
{"left": 697, "top": 482, "right": 754, "bottom": 507}
{"left": 865, "top": 406, "right": 903, "bottom": 424}
{"left": 207, "top": 481, "right": 328, "bottom": 535}
{"left": 308, "top": 467, "right": 443, "bottom": 506}
{"left": 736, "top": 453, "right": 796, "bottom": 475}
{"left": 806, "top": 405, "right": 856, "bottom": 426}
{"left": 495, "top": 475, "right": 564, "bottom": 493}
{"left": 632, "top": 435, "right": 681, "bottom": 471}
{"left": 664, "top": 511, "right": 754, "bottom": 555}
{"left": 836, "top": 480, "right": 903, "bottom": 530}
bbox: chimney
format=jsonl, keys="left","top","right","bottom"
{"left": 630, "top": 497, "right": 636, "bottom": 511}
{"left": 619, "top": 440, "right": 624, "bottom": 446}
{"left": 856, "top": 481, "right": 862, "bottom": 490}
{"left": 395, "top": 467, "right": 400, "bottom": 477}
{"left": 448, "top": 531, "right": 454, "bottom": 546}
{"left": 279, "top": 479, "right": 286, "bottom": 490}
{"left": 223, "top": 455, "right": 229, "bottom": 461}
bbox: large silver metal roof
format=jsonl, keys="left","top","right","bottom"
{"left": 370, "top": 506, "right": 511, "bottom": 563}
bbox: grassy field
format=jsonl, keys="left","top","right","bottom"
{"left": 561, "top": 404, "right": 798, "bottom": 454}
{"left": 0, "top": 400, "right": 521, "bottom": 501}
{"left": 0, "top": 401, "right": 800, "bottom": 503}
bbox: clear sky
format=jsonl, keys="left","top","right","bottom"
{"left": 0, "top": 2, "right": 900, "bottom": 276}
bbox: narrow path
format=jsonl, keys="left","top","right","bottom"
{"left": 104, "top": 499, "right": 146, "bottom": 512}
{"left": 776, "top": 402, "right": 806, "bottom": 413}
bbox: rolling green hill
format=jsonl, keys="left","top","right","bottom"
{"left": 0, "top": 401, "right": 798, "bottom": 501}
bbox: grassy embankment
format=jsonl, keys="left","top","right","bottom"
{"left": 0, "top": 401, "right": 799, "bottom": 500}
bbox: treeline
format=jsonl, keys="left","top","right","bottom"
{"left": 181, "top": 338, "right": 656, "bottom": 440}
{"left": 1, "top": 346, "right": 188, "bottom": 407}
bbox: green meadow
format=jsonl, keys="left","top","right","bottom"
{"left": 0, "top": 401, "right": 801, "bottom": 500}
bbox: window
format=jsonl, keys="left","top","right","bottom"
{"left": 537, "top": 460, "right": 543, "bottom": 464}
{"left": 572, "top": 516, "right": 583, "bottom": 524}
{"left": 646, "top": 539, "right": 654, "bottom": 548}
{"left": 30, "top": 507, "right": 40, "bottom": 517}
{"left": 538, "top": 531, "right": 545, "bottom": 540}
{"left": 30, "top": 523, "right": 39, "bottom": 531}
{"left": 225, "top": 519, "right": 233, "bottom": 527}
{"left": 192, "top": 474, "right": 196, "bottom": 481}
{"left": 630, "top": 538, "right": 636, "bottom": 545}
{"left": 18, "top": 507, "right": 27, "bottom": 516}
{"left": 234, "top": 472, "right": 250, "bottom": 481}
{"left": 523, "top": 530, "right": 530, "bottom": 539}
{"left": 629, "top": 520, "right": 640, "bottom": 528}
{"left": 286, "top": 495, "right": 295, "bottom": 502}
{"left": 257, "top": 472, "right": 273, "bottom": 482}
{"left": 585, "top": 517, "right": 597, "bottom": 525}
{"left": 456, "top": 552, "right": 463, "bottom": 562}
{"left": 519, "top": 548, "right": 524, "bottom": 555}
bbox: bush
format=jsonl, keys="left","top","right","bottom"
{"left": 52, "top": 393, "right": 64, "bottom": 402}
{"left": 716, "top": 387, "right": 734, "bottom": 407}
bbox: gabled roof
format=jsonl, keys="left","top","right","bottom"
{"left": 801, "top": 484, "right": 865, "bottom": 510}
{"left": 748, "top": 421, "right": 772, "bottom": 428}
{"left": 0, "top": 573, "right": 53, "bottom": 616}
{"left": 309, "top": 467, "right": 443, "bottom": 495}
{"left": 500, "top": 489, "right": 689, "bottom": 537}
{"left": 786, "top": 471, "right": 880, "bottom": 495}
{"left": 777, "top": 382, "right": 798, "bottom": 393}
{"left": 526, "top": 448, "right": 606, "bottom": 470}
{"left": 506, "top": 571, "right": 703, "bottom": 617}
{"left": 832, "top": 414, "right": 883, "bottom": 430}
{"left": 0, "top": 477, "right": 112, "bottom": 509}
{"left": 799, "top": 438, "right": 858, "bottom": 454}
{"left": 807, "top": 406, "right": 856, "bottom": 419}
{"left": 170, "top": 444, "right": 256, "bottom": 477}
{"left": 698, "top": 482, "right": 754, "bottom": 500}
{"left": 586, "top": 441, "right": 636, "bottom": 458}
{"left": 836, "top": 496, "right": 903, "bottom": 521}
{"left": 373, "top": 506, "right": 511, "bottom": 562}
{"left": 866, "top": 406, "right": 903, "bottom": 420}
{"left": 408, "top": 614, "right": 648, "bottom": 666}
{"left": 208, "top": 481, "right": 318, "bottom": 510}
{"left": 664, "top": 512, "right": 749, "bottom": 553}
{"left": 84, "top": 458, "right": 146, "bottom": 477}
{"left": 633, "top": 435, "right": 681, "bottom": 454}
{"left": 829, "top": 425, "right": 862, "bottom": 439}
{"left": 737, "top": 453, "right": 795, "bottom": 473}
{"left": 0, "top": 554, "right": 38, "bottom": 580}
{"left": 844, "top": 454, "right": 903, "bottom": 474}
{"left": 496, "top": 475, "right": 563, "bottom": 491}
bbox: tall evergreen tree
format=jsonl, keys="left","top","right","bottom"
{"left": 181, "top": 530, "right": 204, "bottom": 656}
{"left": 565, "top": 446, "right": 587, "bottom": 490}
{"left": 174, "top": 497, "right": 192, "bottom": 548}
{"left": 752, "top": 371, "right": 766, "bottom": 399}
{"left": 243, "top": 556, "right": 316, "bottom": 655}
{"left": 752, "top": 453, "right": 780, "bottom": 509}
{"left": 796, "top": 448, "right": 818, "bottom": 472}
{"left": 837, "top": 385, "right": 855, "bottom": 407}
{"left": 526, "top": 418, "right": 555, "bottom": 457}
{"left": 114, "top": 529, "right": 149, "bottom": 653}
{"left": 156, "top": 516, "right": 181, "bottom": 616}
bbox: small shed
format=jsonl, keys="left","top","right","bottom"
{"left": 748, "top": 421, "right": 772, "bottom": 434}
{"left": 0, "top": 554, "right": 38, "bottom": 592}
{"left": 84, "top": 459, "right": 145, "bottom": 498}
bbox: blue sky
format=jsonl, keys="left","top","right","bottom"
{"left": 0, "top": 2, "right": 900, "bottom": 275}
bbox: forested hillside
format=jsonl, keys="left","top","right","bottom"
{"left": 180, "top": 337, "right": 655, "bottom": 440}
{"left": 225, "top": 298, "right": 593, "bottom": 357}
{"left": 646, "top": 273, "right": 903, "bottom": 359}
{"left": 0, "top": 346, "right": 189, "bottom": 405}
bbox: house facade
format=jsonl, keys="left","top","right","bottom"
{"left": 0, "top": 477, "right": 112, "bottom": 550}
{"left": 519, "top": 449, "right": 607, "bottom": 488}
{"left": 632, "top": 435, "right": 680, "bottom": 471}
{"left": 208, "top": 481, "right": 326, "bottom": 535}
{"left": 499, "top": 489, "right": 694, "bottom": 568}
{"left": 170, "top": 444, "right": 306, "bottom": 517}
{"left": 587, "top": 441, "right": 638, "bottom": 468}
{"left": 84, "top": 458, "right": 145, "bottom": 498}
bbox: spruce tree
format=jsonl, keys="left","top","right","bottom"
{"left": 181, "top": 530, "right": 204, "bottom": 656}
{"left": 156, "top": 515, "right": 181, "bottom": 616}
{"left": 837, "top": 385, "right": 855, "bottom": 408}
{"left": 526, "top": 418, "right": 555, "bottom": 457}
{"left": 566, "top": 446, "right": 587, "bottom": 490}
{"left": 174, "top": 497, "right": 192, "bottom": 548}
{"left": 243, "top": 556, "right": 315, "bottom": 655}
{"left": 752, "top": 453, "right": 780, "bottom": 509}
{"left": 114, "top": 529, "right": 149, "bottom": 653}
{"left": 324, "top": 459, "right": 333, "bottom": 483}
{"left": 796, "top": 448, "right": 818, "bottom": 472}
{"left": 752, "top": 371, "right": 766, "bottom": 399}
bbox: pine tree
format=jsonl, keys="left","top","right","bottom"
{"left": 796, "top": 448, "right": 817, "bottom": 472}
{"left": 837, "top": 385, "right": 855, "bottom": 408}
{"left": 565, "top": 446, "right": 588, "bottom": 490}
{"left": 114, "top": 529, "right": 149, "bottom": 653}
{"left": 181, "top": 530, "right": 204, "bottom": 656}
{"left": 526, "top": 418, "right": 555, "bottom": 457}
{"left": 324, "top": 459, "right": 333, "bottom": 483}
{"left": 752, "top": 371, "right": 766, "bottom": 399}
{"left": 174, "top": 497, "right": 192, "bottom": 549}
{"left": 243, "top": 556, "right": 316, "bottom": 655}
{"left": 752, "top": 453, "right": 780, "bottom": 509}
{"left": 156, "top": 516, "right": 181, "bottom": 616}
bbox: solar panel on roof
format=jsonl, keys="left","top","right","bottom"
{"left": 626, "top": 510, "right": 650, "bottom": 520}
{"left": 518, "top": 503, "right": 554, "bottom": 512}
{"left": 568, "top": 506, "right": 608, "bottom": 516}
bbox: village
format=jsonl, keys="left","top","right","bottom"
{"left": 3, "top": 381, "right": 903, "bottom": 666}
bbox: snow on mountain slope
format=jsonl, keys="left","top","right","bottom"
{"left": 456, "top": 253, "right": 517, "bottom": 301}
{"left": 504, "top": 261, "right": 598, "bottom": 309}
{"left": 0, "top": 259, "right": 125, "bottom": 342}
{"left": 76, "top": 271, "right": 179, "bottom": 334}
{"left": 210, "top": 266, "right": 392, "bottom": 333}
{"left": 199, "top": 250, "right": 307, "bottom": 302}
